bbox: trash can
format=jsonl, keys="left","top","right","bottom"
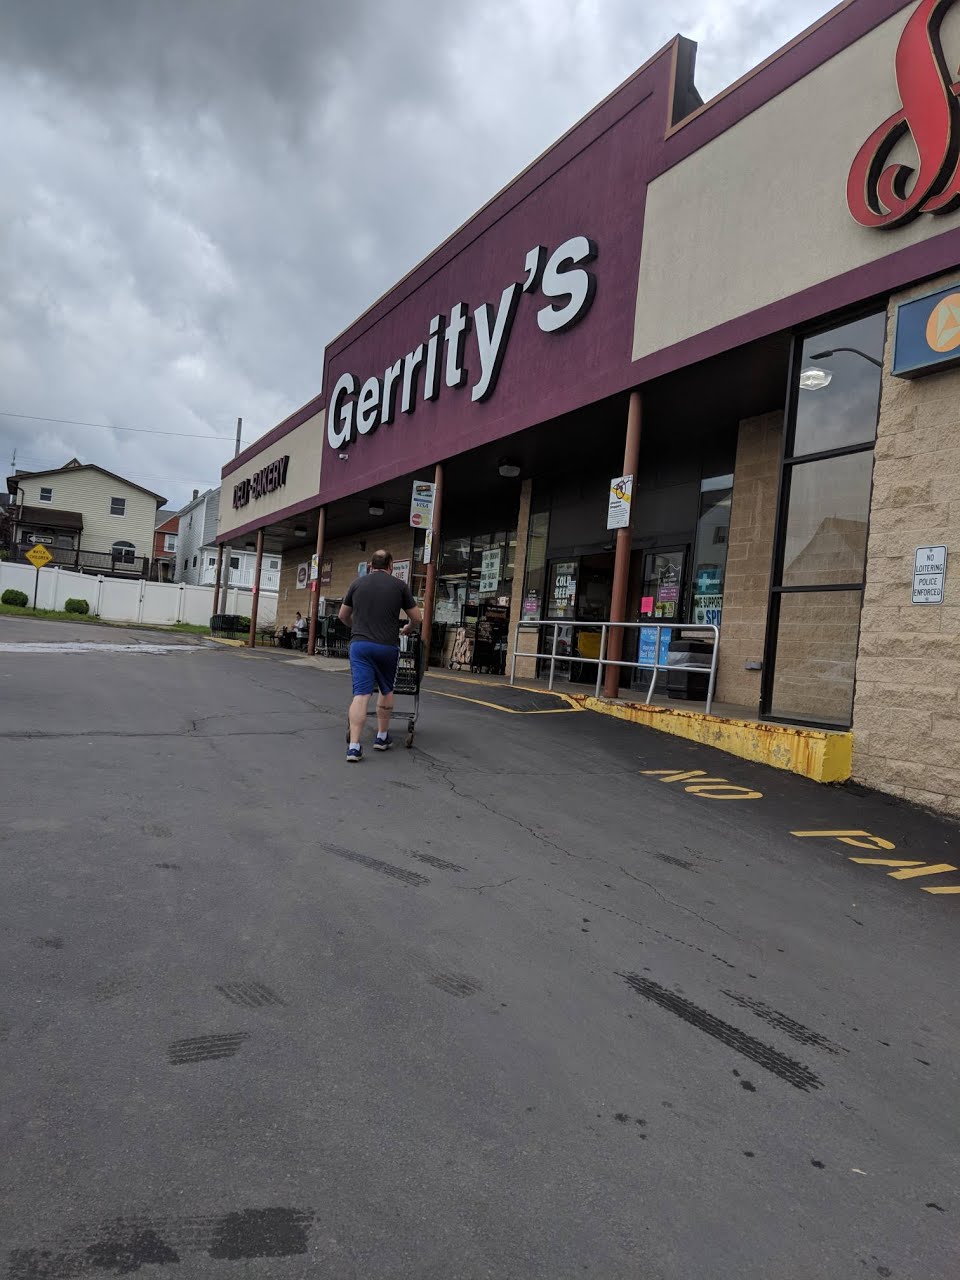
{"left": 666, "top": 638, "right": 713, "bottom": 701}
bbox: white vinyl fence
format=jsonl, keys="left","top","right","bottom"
{"left": 0, "top": 561, "right": 277, "bottom": 628}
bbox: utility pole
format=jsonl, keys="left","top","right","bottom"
{"left": 235, "top": 417, "right": 242, "bottom": 458}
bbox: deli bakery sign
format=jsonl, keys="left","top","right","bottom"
{"left": 327, "top": 235, "right": 598, "bottom": 450}
{"left": 233, "top": 455, "right": 290, "bottom": 509}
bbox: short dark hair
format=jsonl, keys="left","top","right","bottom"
{"left": 371, "top": 549, "right": 393, "bottom": 570}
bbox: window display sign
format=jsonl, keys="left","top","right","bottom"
{"left": 409, "top": 480, "right": 436, "bottom": 529}
{"left": 549, "top": 562, "right": 577, "bottom": 619}
{"left": 607, "top": 474, "right": 634, "bottom": 530}
{"left": 310, "top": 554, "right": 319, "bottom": 581}
{"left": 693, "top": 594, "right": 723, "bottom": 625}
{"left": 296, "top": 563, "right": 309, "bottom": 589}
{"left": 393, "top": 559, "right": 412, "bottom": 584}
{"left": 639, "top": 626, "right": 672, "bottom": 667}
{"left": 320, "top": 558, "right": 333, "bottom": 586}
{"left": 522, "top": 590, "right": 541, "bottom": 620}
{"left": 479, "top": 548, "right": 502, "bottom": 595}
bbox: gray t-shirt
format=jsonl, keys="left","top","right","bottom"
{"left": 343, "top": 571, "right": 417, "bottom": 648}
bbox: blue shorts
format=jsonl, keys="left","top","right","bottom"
{"left": 350, "top": 640, "right": 400, "bottom": 697}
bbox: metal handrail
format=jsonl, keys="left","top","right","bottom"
{"left": 509, "top": 619, "right": 720, "bottom": 715}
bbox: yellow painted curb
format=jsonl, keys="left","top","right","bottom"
{"left": 572, "top": 696, "right": 853, "bottom": 784}
{"left": 210, "top": 636, "right": 246, "bottom": 648}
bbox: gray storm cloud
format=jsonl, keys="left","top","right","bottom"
{"left": 0, "top": 0, "right": 826, "bottom": 508}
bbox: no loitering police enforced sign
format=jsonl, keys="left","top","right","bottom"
{"left": 913, "top": 545, "right": 947, "bottom": 605}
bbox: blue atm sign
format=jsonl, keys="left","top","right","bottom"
{"left": 892, "top": 283, "right": 960, "bottom": 379}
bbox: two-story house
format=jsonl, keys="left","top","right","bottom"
{"left": 152, "top": 510, "right": 179, "bottom": 582}
{"left": 176, "top": 486, "right": 280, "bottom": 591}
{"left": 6, "top": 459, "right": 166, "bottom": 578}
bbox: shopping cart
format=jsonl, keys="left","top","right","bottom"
{"left": 345, "top": 632, "right": 425, "bottom": 749}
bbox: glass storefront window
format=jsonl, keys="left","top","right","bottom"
{"left": 692, "top": 474, "right": 733, "bottom": 625}
{"left": 781, "top": 451, "right": 873, "bottom": 587}
{"left": 769, "top": 590, "right": 863, "bottom": 726}
{"left": 794, "top": 313, "right": 885, "bottom": 457}
{"left": 763, "top": 308, "right": 885, "bottom": 728}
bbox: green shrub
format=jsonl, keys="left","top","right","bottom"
{"left": 235, "top": 616, "right": 251, "bottom": 632}
{"left": 1, "top": 588, "right": 28, "bottom": 607}
{"left": 64, "top": 598, "right": 90, "bottom": 615}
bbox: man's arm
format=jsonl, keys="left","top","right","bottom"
{"left": 339, "top": 580, "right": 356, "bottom": 625}
{"left": 400, "top": 583, "right": 422, "bottom": 635}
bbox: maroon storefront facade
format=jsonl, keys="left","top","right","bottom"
{"left": 219, "top": 0, "right": 960, "bottom": 811}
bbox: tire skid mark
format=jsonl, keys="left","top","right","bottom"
{"left": 320, "top": 842, "right": 429, "bottom": 887}
{"left": 411, "top": 852, "right": 464, "bottom": 872}
{"left": 722, "top": 991, "right": 847, "bottom": 1055}
{"left": 7, "top": 1206, "right": 313, "bottom": 1276}
{"left": 167, "top": 1032, "right": 248, "bottom": 1065}
{"left": 618, "top": 972, "right": 822, "bottom": 1091}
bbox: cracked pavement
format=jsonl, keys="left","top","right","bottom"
{"left": 1, "top": 620, "right": 959, "bottom": 1278}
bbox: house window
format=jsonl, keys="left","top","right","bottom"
{"left": 192, "top": 555, "right": 197, "bottom": 567}
{"left": 164, "top": 534, "right": 177, "bottom": 552}
{"left": 39, "top": 487, "right": 53, "bottom": 503}
{"left": 112, "top": 540, "right": 136, "bottom": 565}
{"left": 268, "top": 558, "right": 279, "bottom": 570}
{"left": 207, "top": 556, "right": 216, "bottom": 567}
{"left": 110, "top": 497, "right": 126, "bottom": 517}
{"left": 230, "top": 556, "right": 240, "bottom": 570}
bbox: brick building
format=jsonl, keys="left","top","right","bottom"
{"left": 215, "top": 0, "right": 960, "bottom": 814}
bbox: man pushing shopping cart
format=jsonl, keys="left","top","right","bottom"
{"left": 338, "top": 549, "right": 423, "bottom": 762}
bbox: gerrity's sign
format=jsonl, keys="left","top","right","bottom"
{"left": 327, "top": 235, "right": 597, "bottom": 450}
{"left": 233, "top": 455, "right": 290, "bottom": 509}
{"left": 848, "top": 0, "right": 960, "bottom": 229}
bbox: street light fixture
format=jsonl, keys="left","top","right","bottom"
{"left": 811, "top": 347, "right": 883, "bottom": 368}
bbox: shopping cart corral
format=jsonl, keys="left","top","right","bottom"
{"left": 346, "top": 633, "right": 425, "bottom": 749}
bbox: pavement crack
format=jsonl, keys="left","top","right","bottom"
{"left": 461, "top": 875, "right": 520, "bottom": 893}
{"left": 619, "top": 865, "right": 740, "bottom": 943}
{"left": 415, "top": 749, "right": 576, "bottom": 859}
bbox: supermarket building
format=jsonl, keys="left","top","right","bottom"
{"left": 217, "top": 0, "right": 960, "bottom": 816}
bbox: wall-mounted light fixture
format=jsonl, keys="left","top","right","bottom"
{"left": 368, "top": 499, "right": 385, "bottom": 517}
{"left": 294, "top": 526, "right": 307, "bottom": 537}
{"left": 338, "top": 451, "right": 350, "bottom": 461}
{"left": 498, "top": 458, "right": 521, "bottom": 478}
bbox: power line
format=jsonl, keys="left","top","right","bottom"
{"left": 0, "top": 409, "right": 254, "bottom": 443}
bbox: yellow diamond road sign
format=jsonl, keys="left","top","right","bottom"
{"left": 24, "top": 544, "right": 53, "bottom": 569}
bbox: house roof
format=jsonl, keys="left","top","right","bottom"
{"left": 16, "top": 505, "right": 84, "bottom": 530}
{"left": 6, "top": 461, "right": 167, "bottom": 506}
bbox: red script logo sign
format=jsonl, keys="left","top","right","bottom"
{"left": 847, "top": 0, "right": 960, "bottom": 229}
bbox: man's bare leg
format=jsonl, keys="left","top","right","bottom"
{"left": 376, "top": 692, "right": 394, "bottom": 736}
{"left": 349, "top": 694, "right": 370, "bottom": 745}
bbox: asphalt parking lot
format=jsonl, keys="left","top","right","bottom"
{"left": 1, "top": 619, "right": 958, "bottom": 1278}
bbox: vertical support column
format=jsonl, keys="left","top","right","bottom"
{"left": 506, "top": 478, "right": 533, "bottom": 672}
{"left": 307, "top": 506, "right": 326, "bottom": 656}
{"left": 603, "top": 390, "right": 643, "bottom": 699}
{"left": 212, "top": 543, "right": 225, "bottom": 616}
{"left": 247, "top": 528, "right": 264, "bottom": 648}
{"left": 419, "top": 462, "right": 444, "bottom": 669}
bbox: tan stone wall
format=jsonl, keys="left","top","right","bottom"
{"left": 274, "top": 521, "right": 415, "bottom": 634}
{"left": 853, "top": 273, "right": 960, "bottom": 817}
{"left": 714, "top": 412, "right": 782, "bottom": 709}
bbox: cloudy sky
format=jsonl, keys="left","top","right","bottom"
{"left": 0, "top": 0, "right": 828, "bottom": 512}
